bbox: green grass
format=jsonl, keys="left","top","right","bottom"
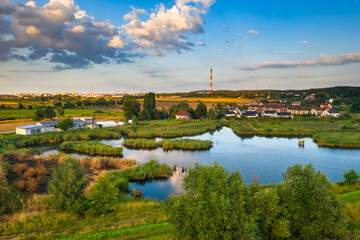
{"left": 313, "top": 131, "right": 360, "bottom": 148}
{"left": 338, "top": 190, "right": 360, "bottom": 205}
{"left": 0, "top": 201, "right": 171, "bottom": 240}
{"left": 59, "top": 141, "right": 123, "bottom": 156}
{"left": 123, "top": 138, "right": 213, "bottom": 150}
{"left": 0, "top": 108, "right": 122, "bottom": 121}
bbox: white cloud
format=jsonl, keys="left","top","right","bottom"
{"left": 26, "top": 25, "right": 39, "bottom": 35}
{"left": 301, "top": 40, "right": 309, "bottom": 44}
{"left": 123, "top": 0, "right": 215, "bottom": 52}
{"left": 108, "top": 36, "right": 125, "bottom": 48}
{"left": 241, "top": 52, "right": 360, "bottom": 71}
{"left": 197, "top": 41, "right": 206, "bottom": 46}
{"left": 248, "top": 29, "right": 260, "bottom": 34}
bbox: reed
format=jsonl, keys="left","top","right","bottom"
{"left": 59, "top": 141, "right": 123, "bottom": 156}
{"left": 123, "top": 138, "right": 213, "bottom": 150}
{"left": 108, "top": 160, "right": 173, "bottom": 181}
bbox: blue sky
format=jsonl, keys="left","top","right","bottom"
{"left": 0, "top": 0, "right": 359, "bottom": 93}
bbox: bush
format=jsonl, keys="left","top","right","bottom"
{"left": 87, "top": 175, "right": 121, "bottom": 215}
{"left": 344, "top": 169, "right": 360, "bottom": 184}
{"left": 47, "top": 157, "right": 88, "bottom": 213}
{"left": 0, "top": 163, "right": 22, "bottom": 215}
{"left": 165, "top": 162, "right": 254, "bottom": 239}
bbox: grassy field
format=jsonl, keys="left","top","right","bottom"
{"left": 155, "top": 96, "right": 253, "bottom": 104}
{"left": 0, "top": 200, "right": 172, "bottom": 240}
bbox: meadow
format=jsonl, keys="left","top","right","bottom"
{"left": 155, "top": 96, "right": 252, "bottom": 104}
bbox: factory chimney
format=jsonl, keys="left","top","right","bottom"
{"left": 210, "top": 68, "right": 213, "bottom": 94}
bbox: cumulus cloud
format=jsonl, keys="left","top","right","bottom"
{"left": 0, "top": 0, "right": 134, "bottom": 69}
{"left": 240, "top": 52, "right": 360, "bottom": 71}
{"left": 122, "top": 0, "right": 215, "bottom": 52}
{"left": 0, "top": 0, "right": 215, "bottom": 70}
{"left": 248, "top": 29, "right": 260, "bottom": 34}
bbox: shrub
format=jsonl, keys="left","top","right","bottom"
{"left": 0, "top": 163, "right": 22, "bottom": 215}
{"left": 87, "top": 175, "right": 121, "bottom": 215}
{"left": 47, "top": 157, "right": 88, "bottom": 213}
{"left": 344, "top": 169, "right": 360, "bottom": 184}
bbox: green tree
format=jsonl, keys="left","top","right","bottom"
{"left": 87, "top": 175, "right": 120, "bottom": 215}
{"left": 143, "top": 92, "right": 156, "bottom": 120}
{"left": 57, "top": 118, "right": 74, "bottom": 131}
{"left": 122, "top": 96, "right": 140, "bottom": 121}
{"left": 131, "top": 115, "right": 139, "bottom": 125}
{"left": 33, "top": 109, "right": 45, "bottom": 121}
{"left": 207, "top": 108, "right": 217, "bottom": 120}
{"left": 343, "top": 169, "right": 360, "bottom": 184}
{"left": 43, "top": 107, "right": 56, "bottom": 119}
{"left": 165, "top": 162, "right": 256, "bottom": 239}
{"left": 215, "top": 103, "right": 225, "bottom": 119}
{"left": 279, "top": 164, "right": 349, "bottom": 239}
{"left": 47, "top": 157, "right": 88, "bottom": 213}
{"left": 250, "top": 187, "right": 290, "bottom": 239}
{"left": 350, "top": 101, "right": 360, "bottom": 113}
{"left": 56, "top": 108, "right": 65, "bottom": 116}
{"left": 18, "top": 103, "right": 24, "bottom": 109}
{"left": 195, "top": 102, "right": 207, "bottom": 119}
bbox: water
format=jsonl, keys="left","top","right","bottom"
{"left": 41, "top": 127, "right": 360, "bottom": 201}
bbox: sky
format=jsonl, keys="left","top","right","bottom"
{"left": 0, "top": 0, "right": 360, "bottom": 94}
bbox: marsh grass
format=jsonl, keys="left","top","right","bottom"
{"left": 59, "top": 141, "right": 123, "bottom": 156}
{"left": 123, "top": 138, "right": 213, "bottom": 150}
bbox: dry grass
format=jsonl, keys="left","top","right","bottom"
{"left": 155, "top": 96, "right": 253, "bottom": 104}
{"left": 0, "top": 120, "right": 36, "bottom": 132}
{"left": 79, "top": 157, "right": 136, "bottom": 170}
{"left": 13, "top": 161, "right": 47, "bottom": 193}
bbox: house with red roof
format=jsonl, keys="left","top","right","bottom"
{"left": 175, "top": 110, "right": 192, "bottom": 120}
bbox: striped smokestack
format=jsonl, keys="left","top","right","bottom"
{"left": 210, "top": 68, "right": 213, "bottom": 94}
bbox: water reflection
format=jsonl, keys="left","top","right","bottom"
{"left": 40, "top": 127, "right": 360, "bottom": 201}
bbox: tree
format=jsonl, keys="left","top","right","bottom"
{"left": 131, "top": 115, "right": 139, "bottom": 125}
{"left": 57, "top": 118, "right": 74, "bottom": 131}
{"left": 350, "top": 101, "right": 360, "bottom": 113}
{"left": 165, "top": 162, "right": 256, "bottom": 239}
{"left": 18, "top": 103, "right": 24, "bottom": 109}
{"left": 87, "top": 175, "right": 120, "bottom": 215}
{"left": 64, "top": 101, "right": 75, "bottom": 108}
{"left": 43, "top": 107, "right": 56, "bottom": 119}
{"left": 122, "top": 96, "right": 140, "bottom": 121}
{"left": 33, "top": 109, "right": 45, "bottom": 121}
{"left": 47, "top": 157, "right": 88, "bottom": 213}
{"left": 143, "top": 92, "right": 156, "bottom": 120}
{"left": 215, "top": 103, "right": 225, "bottom": 119}
{"left": 56, "top": 108, "right": 65, "bottom": 116}
{"left": 195, "top": 102, "right": 207, "bottom": 119}
{"left": 207, "top": 108, "right": 217, "bottom": 120}
{"left": 343, "top": 169, "right": 360, "bottom": 184}
{"left": 279, "top": 164, "right": 349, "bottom": 239}
{"left": 75, "top": 101, "right": 82, "bottom": 107}
{"left": 28, "top": 105, "right": 33, "bottom": 110}
{"left": 53, "top": 101, "right": 62, "bottom": 107}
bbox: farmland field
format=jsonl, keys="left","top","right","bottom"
{"left": 155, "top": 96, "right": 253, "bottom": 104}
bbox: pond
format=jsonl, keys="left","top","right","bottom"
{"left": 41, "top": 127, "right": 360, "bottom": 201}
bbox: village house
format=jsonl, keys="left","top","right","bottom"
{"left": 96, "top": 121, "right": 118, "bottom": 128}
{"left": 261, "top": 111, "right": 277, "bottom": 117}
{"left": 242, "top": 111, "right": 259, "bottom": 118}
{"left": 322, "top": 110, "right": 340, "bottom": 118}
{"left": 175, "top": 110, "right": 192, "bottom": 120}
{"left": 320, "top": 103, "right": 332, "bottom": 109}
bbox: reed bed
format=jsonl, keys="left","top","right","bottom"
{"left": 121, "top": 120, "right": 222, "bottom": 138}
{"left": 313, "top": 132, "right": 360, "bottom": 148}
{"left": 108, "top": 160, "right": 173, "bottom": 181}
{"left": 59, "top": 141, "right": 123, "bottom": 156}
{"left": 123, "top": 138, "right": 213, "bottom": 150}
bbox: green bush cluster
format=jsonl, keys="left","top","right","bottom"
{"left": 165, "top": 163, "right": 350, "bottom": 239}
{"left": 59, "top": 141, "right": 123, "bottom": 156}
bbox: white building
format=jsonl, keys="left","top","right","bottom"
{"left": 96, "top": 121, "right": 118, "bottom": 128}
{"left": 16, "top": 125, "right": 44, "bottom": 135}
{"left": 322, "top": 110, "right": 340, "bottom": 118}
{"left": 261, "top": 111, "right": 277, "bottom": 117}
